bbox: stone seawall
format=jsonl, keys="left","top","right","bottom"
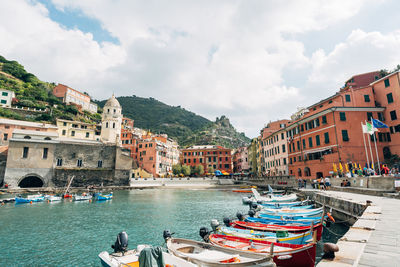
{"left": 130, "top": 177, "right": 231, "bottom": 188}
{"left": 53, "top": 169, "right": 129, "bottom": 187}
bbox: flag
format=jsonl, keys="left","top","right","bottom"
{"left": 372, "top": 118, "right": 388, "bottom": 129}
{"left": 362, "top": 122, "right": 378, "bottom": 135}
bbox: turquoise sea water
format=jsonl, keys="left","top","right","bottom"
{"left": 0, "top": 189, "right": 348, "bottom": 266}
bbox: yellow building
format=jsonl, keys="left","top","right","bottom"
{"left": 56, "top": 119, "right": 100, "bottom": 141}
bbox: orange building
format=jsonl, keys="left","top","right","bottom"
{"left": 121, "top": 118, "right": 138, "bottom": 159}
{"left": 180, "top": 145, "right": 232, "bottom": 174}
{"left": 287, "top": 71, "right": 389, "bottom": 179}
{"left": 53, "top": 84, "right": 98, "bottom": 113}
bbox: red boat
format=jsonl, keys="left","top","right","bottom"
{"left": 232, "top": 189, "right": 253, "bottom": 193}
{"left": 231, "top": 220, "right": 323, "bottom": 241}
{"left": 209, "top": 233, "right": 316, "bottom": 267}
{"left": 63, "top": 194, "right": 73, "bottom": 198}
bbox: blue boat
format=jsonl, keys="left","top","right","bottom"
{"left": 217, "top": 226, "right": 312, "bottom": 245}
{"left": 15, "top": 195, "right": 45, "bottom": 204}
{"left": 97, "top": 193, "right": 113, "bottom": 201}
{"left": 259, "top": 199, "right": 309, "bottom": 208}
{"left": 245, "top": 216, "right": 319, "bottom": 226}
{"left": 260, "top": 207, "right": 323, "bottom": 216}
{"left": 258, "top": 212, "right": 324, "bottom": 221}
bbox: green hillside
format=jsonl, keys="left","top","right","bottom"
{"left": 0, "top": 55, "right": 250, "bottom": 148}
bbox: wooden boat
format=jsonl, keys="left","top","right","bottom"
{"left": 166, "top": 237, "right": 276, "bottom": 266}
{"left": 260, "top": 207, "right": 322, "bottom": 215}
{"left": 251, "top": 189, "right": 297, "bottom": 203}
{"left": 217, "top": 226, "right": 312, "bottom": 245}
{"left": 99, "top": 247, "right": 197, "bottom": 267}
{"left": 258, "top": 213, "right": 324, "bottom": 222}
{"left": 233, "top": 189, "right": 254, "bottom": 193}
{"left": 73, "top": 194, "right": 92, "bottom": 201}
{"left": 260, "top": 205, "right": 314, "bottom": 210}
{"left": 259, "top": 199, "right": 309, "bottom": 208}
{"left": 209, "top": 234, "right": 316, "bottom": 267}
{"left": 232, "top": 220, "right": 323, "bottom": 241}
{"left": 97, "top": 193, "right": 113, "bottom": 201}
{"left": 15, "top": 194, "right": 45, "bottom": 203}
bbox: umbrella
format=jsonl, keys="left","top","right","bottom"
{"left": 332, "top": 163, "right": 338, "bottom": 173}
{"left": 339, "top": 162, "right": 343, "bottom": 172}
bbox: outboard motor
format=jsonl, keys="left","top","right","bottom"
{"left": 210, "top": 219, "right": 220, "bottom": 231}
{"left": 236, "top": 212, "right": 244, "bottom": 221}
{"left": 111, "top": 231, "right": 128, "bottom": 254}
{"left": 248, "top": 209, "right": 256, "bottom": 218}
{"left": 163, "top": 230, "right": 174, "bottom": 241}
{"left": 223, "top": 217, "right": 231, "bottom": 227}
{"left": 199, "top": 227, "right": 210, "bottom": 242}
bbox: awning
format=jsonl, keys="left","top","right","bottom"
{"left": 304, "top": 147, "right": 333, "bottom": 155}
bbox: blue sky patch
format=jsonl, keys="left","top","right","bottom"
{"left": 38, "top": 0, "right": 119, "bottom": 44}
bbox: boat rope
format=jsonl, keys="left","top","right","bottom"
{"left": 322, "top": 225, "right": 346, "bottom": 237}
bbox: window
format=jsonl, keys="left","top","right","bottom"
{"left": 339, "top": 112, "right": 346, "bottom": 121}
{"left": 390, "top": 110, "right": 397, "bottom": 121}
{"left": 0, "top": 100, "right": 7, "bottom": 104}
{"left": 106, "top": 122, "right": 109, "bottom": 128}
{"left": 282, "top": 144, "right": 286, "bottom": 153}
{"left": 345, "top": 94, "right": 351, "bottom": 102}
{"left": 86, "top": 132, "right": 90, "bottom": 138}
{"left": 188, "top": 159, "right": 191, "bottom": 163}
{"left": 77, "top": 159, "right": 83, "bottom": 167}
{"left": 23, "top": 147, "right": 29, "bottom": 158}
{"left": 184, "top": 159, "right": 187, "bottom": 163}
{"left": 281, "top": 133, "right": 284, "bottom": 140}
{"left": 387, "top": 93, "right": 394, "bottom": 104}
{"left": 315, "top": 118, "right": 320, "bottom": 127}
{"left": 290, "top": 158, "right": 292, "bottom": 164}
{"left": 302, "top": 139, "right": 306, "bottom": 149}
{"left": 43, "top": 148, "right": 48, "bottom": 159}
{"left": 2, "top": 91, "right": 8, "bottom": 96}
{"left": 3, "top": 133, "right": 8, "bottom": 141}
{"left": 324, "top": 132, "right": 330, "bottom": 144}
{"left": 378, "top": 112, "right": 385, "bottom": 121}
{"left": 364, "top": 95, "right": 370, "bottom": 102}
{"left": 308, "top": 137, "right": 313, "bottom": 148}
{"left": 297, "top": 141, "right": 300, "bottom": 150}
{"left": 301, "top": 124, "right": 304, "bottom": 132}
{"left": 342, "top": 130, "right": 349, "bottom": 141}
{"left": 283, "top": 158, "right": 287, "bottom": 165}
{"left": 62, "top": 130, "right": 66, "bottom": 135}
{"left": 113, "top": 122, "right": 115, "bottom": 128}
{"left": 367, "top": 112, "right": 373, "bottom": 121}
{"left": 316, "top": 135, "right": 320, "bottom": 146}
{"left": 322, "top": 116, "right": 327, "bottom": 124}
{"left": 98, "top": 160, "right": 103, "bottom": 167}
{"left": 71, "top": 131, "right": 75, "bottom": 136}
{"left": 384, "top": 78, "right": 390, "bottom": 87}
{"left": 56, "top": 158, "right": 63, "bottom": 166}
{"left": 199, "top": 158, "right": 203, "bottom": 163}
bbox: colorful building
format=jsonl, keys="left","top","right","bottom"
{"left": 247, "top": 138, "right": 259, "bottom": 176}
{"left": 261, "top": 120, "right": 291, "bottom": 176}
{"left": 53, "top": 84, "right": 98, "bottom": 113}
{"left": 233, "top": 146, "right": 249, "bottom": 173}
{"left": 286, "top": 71, "right": 388, "bottom": 179}
{"left": 56, "top": 119, "right": 100, "bottom": 141}
{"left": 0, "top": 89, "right": 15, "bottom": 107}
{"left": 180, "top": 145, "right": 232, "bottom": 174}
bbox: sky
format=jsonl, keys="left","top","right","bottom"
{"left": 1, "top": 0, "right": 400, "bottom": 138}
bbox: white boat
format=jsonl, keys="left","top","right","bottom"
{"left": 166, "top": 237, "right": 276, "bottom": 266}
{"left": 47, "top": 195, "right": 62, "bottom": 202}
{"left": 99, "top": 247, "right": 196, "bottom": 267}
{"left": 73, "top": 194, "right": 92, "bottom": 201}
{"left": 251, "top": 189, "right": 297, "bottom": 203}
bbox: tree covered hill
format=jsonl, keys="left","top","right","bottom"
{"left": 0, "top": 55, "right": 250, "bottom": 148}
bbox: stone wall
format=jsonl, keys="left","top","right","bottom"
{"left": 247, "top": 175, "right": 297, "bottom": 188}
{"left": 330, "top": 176, "right": 395, "bottom": 190}
{"left": 53, "top": 168, "right": 118, "bottom": 187}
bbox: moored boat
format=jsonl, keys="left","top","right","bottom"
{"left": 15, "top": 194, "right": 45, "bottom": 203}
{"left": 251, "top": 189, "right": 297, "bottom": 203}
{"left": 208, "top": 233, "right": 316, "bottom": 267}
{"left": 166, "top": 236, "right": 276, "bottom": 266}
{"left": 97, "top": 193, "right": 113, "bottom": 201}
{"left": 73, "top": 194, "right": 92, "bottom": 201}
{"left": 47, "top": 195, "right": 62, "bottom": 202}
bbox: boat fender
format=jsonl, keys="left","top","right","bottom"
{"left": 223, "top": 217, "right": 231, "bottom": 227}
{"left": 199, "top": 227, "right": 210, "bottom": 242}
{"left": 327, "top": 212, "right": 335, "bottom": 223}
{"left": 322, "top": 243, "right": 339, "bottom": 260}
{"left": 236, "top": 212, "right": 244, "bottom": 221}
{"left": 112, "top": 231, "right": 128, "bottom": 254}
{"left": 248, "top": 209, "right": 256, "bottom": 218}
{"left": 210, "top": 219, "right": 220, "bottom": 231}
{"left": 163, "top": 230, "right": 174, "bottom": 241}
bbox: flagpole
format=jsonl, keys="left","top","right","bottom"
{"left": 373, "top": 132, "right": 381, "bottom": 175}
{"left": 366, "top": 120, "right": 374, "bottom": 171}
{"left": 361, "top": 122, "right": 370, "bottom": 169}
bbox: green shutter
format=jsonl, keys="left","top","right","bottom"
{"left": 340, "top": 112, "right": 346, "bottom": 121}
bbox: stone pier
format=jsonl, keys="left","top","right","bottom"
{"left": 302, "top": 190, "right": 400, "bottom": 267}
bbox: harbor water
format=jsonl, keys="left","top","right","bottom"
{"left": 0, "top": 189, "right": 348, "bottom": 266}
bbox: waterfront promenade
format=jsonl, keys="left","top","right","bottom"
{"left": 311, "top": 190, "right": 400, "bottom": 267}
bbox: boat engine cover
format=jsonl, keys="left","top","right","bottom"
{"left": 112, "top": 231, "right": 128, "bottom": 253}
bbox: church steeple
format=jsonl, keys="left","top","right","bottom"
{"left": 100, "top": 94, "right": 122, "bottom": 144}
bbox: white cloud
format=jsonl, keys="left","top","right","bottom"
{"left": 1, "top": 0, "right": 396, "bottom": 138}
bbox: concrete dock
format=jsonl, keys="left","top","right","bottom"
{"left": 307, "top": 190, "right": 400, "bottom": 267}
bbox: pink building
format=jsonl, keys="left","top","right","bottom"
{"left": 233, "top": 146, "right": 249, "bottom": 173}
